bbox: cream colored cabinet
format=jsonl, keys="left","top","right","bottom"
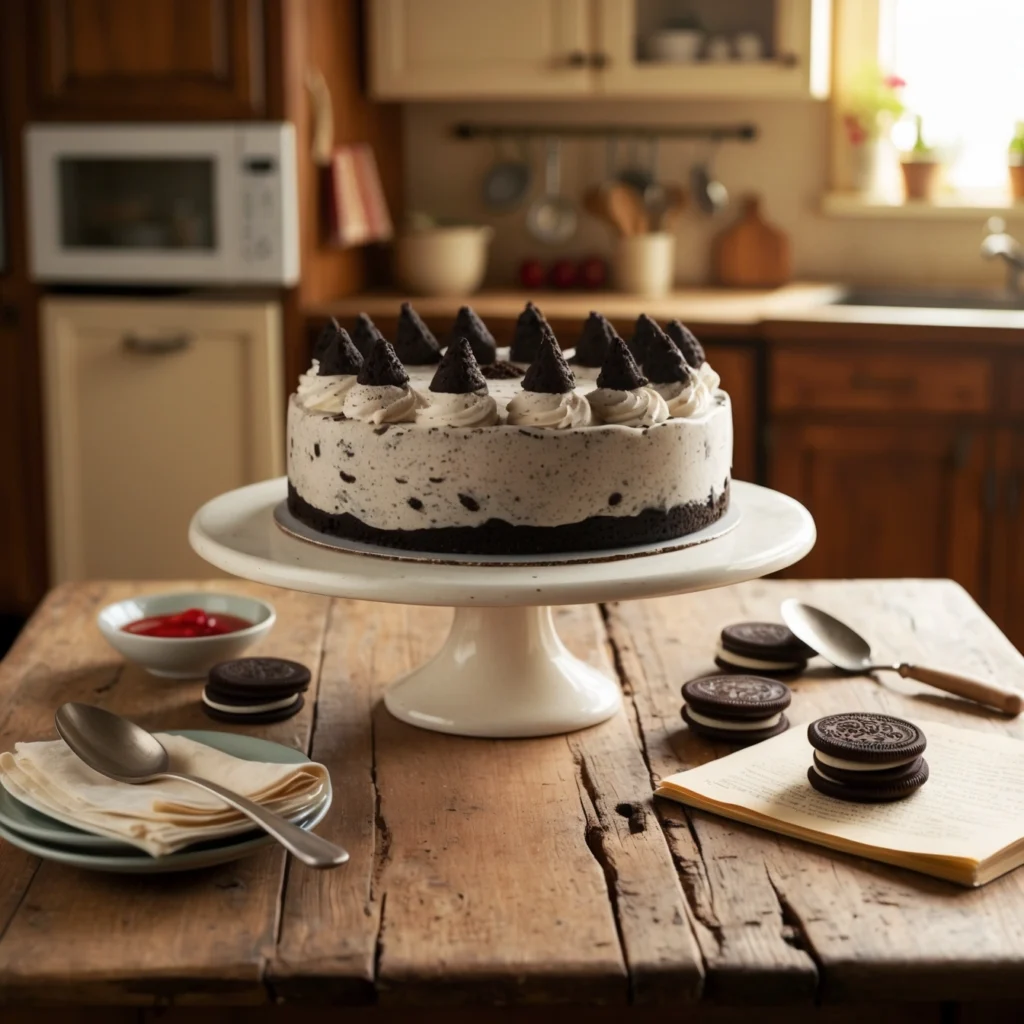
{"left": 369, "top": 0, "right": 830, "bottom": 100}
{"left": 42, "top": 299, "right": 283, "bottom": 582}
{"left": 595, "top": 0, "right": 831, "bottom": 99}
{"left": 369, "top": 0, "right": 594, "bottom": 99}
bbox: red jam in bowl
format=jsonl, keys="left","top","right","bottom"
{"left": 122, "top": 607, "right": 253, "bottom": 639}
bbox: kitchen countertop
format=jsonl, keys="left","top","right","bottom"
{"left": 2, "top": 578, "right": 1024, "bottom": 1010}
{"left": 307, "top": 284, "right": 1024, "bottom": 345}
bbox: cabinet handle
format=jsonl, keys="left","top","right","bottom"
{"left": 589, "top": 52, "right": 609, "bottom": 69}
{"left": 1009, "top": 472, "right": 1021, "bottom": 517}
{"left": 566, "top": 50, "right": 588, "bottom": 67}
{"left": 849, "top": 372, "right": 916, "bottom": 393}
{"left": 122, "top": 333, "right": 192, "bottom": 355}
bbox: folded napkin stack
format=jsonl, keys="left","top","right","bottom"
{"left": 0, "top": 734, "right": 329, "bottom": 857}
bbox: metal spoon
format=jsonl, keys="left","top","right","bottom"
{"left": 54, "top": 703, "right": 349, "bottom": 867}
{"left": 780, "top": 600, "right": 1022, "bottom": 716}
{"left": 690, "top": 141, "right": 728, "bottom": 215}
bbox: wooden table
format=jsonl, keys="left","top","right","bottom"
{"left": 2, "top": 579, "right": 1024, "bottom": 1022}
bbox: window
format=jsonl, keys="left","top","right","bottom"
{"left": 881, "top": 0, "right": 1024, "bottom": 199}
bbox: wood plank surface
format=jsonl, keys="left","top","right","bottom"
{"left": 604, "top": 578, "right": 1024, "bottom": 1004}
{"left": 2, "top": 579, "right": 1024, "bottom": 1006}
{"left": 0, "top": 580, "right": 331, "bottom": 1005}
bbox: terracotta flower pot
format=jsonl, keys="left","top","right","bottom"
{"left": 900, "top": 161, "right": 941, "bottom": 202}
{"left": 1010, "top": 164, "right": 1024, "bottom": 202}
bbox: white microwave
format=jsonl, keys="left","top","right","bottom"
{"left": 26, "top": 123, "right": 299, "bottom": 286}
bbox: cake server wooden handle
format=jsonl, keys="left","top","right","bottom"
{"left": 896, "top": 664, "right": 1022, "bottom": 715}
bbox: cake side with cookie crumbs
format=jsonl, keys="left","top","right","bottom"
{"left": 286, "top": 304, "right": 733, "bottom": 555}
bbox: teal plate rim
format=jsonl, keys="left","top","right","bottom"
{"left": 0, "top": 729, "right": 332, "bottom": 871}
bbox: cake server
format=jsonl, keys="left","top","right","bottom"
{"left": 781, "top": 599, "right": 1022, "bottom": 716}
{"left": 55, "top": 702, "right": 349, "bottom": 867}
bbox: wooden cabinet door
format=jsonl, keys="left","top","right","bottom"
{"left": 988, "top": 429, "right": 1024, "bottom": 651}
{"left": 29, "top": 0, "right": 264, "bottom": 119}
{"left": 770, "top": 422, "right": 987, "bottom": 598}
{"left": 42, "top": 299, "right": 283, "bottom": 582}
{"left": 369, "top": 0, "right": 594, "bottom": 98}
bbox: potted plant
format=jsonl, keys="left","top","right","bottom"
{"left": 900, "top": 114, "right": 941, "bottom": 201}
{"left": 843, "top": 66, "right": 906, "bottom": 195}
{"left": 1010, "top": 122, "right": 1024, "bottom": 201}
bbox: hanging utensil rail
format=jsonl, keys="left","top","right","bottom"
{"left": 452, "top": 122, "right": 757, "bottom": 142}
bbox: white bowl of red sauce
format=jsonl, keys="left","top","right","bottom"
{"left": 97, "top": 592, "right": 276, "bottom": 679}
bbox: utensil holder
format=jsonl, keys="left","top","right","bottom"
{"left": 614, "top": 233, "right": 675, "bottom": 296}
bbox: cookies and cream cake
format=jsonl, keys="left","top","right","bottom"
{"left": 286, "top": 303, "right": 732, "bottom": 555}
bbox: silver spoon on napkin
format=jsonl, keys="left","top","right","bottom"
{"left": 55, "top": 703, "right": 348, "bottom": 867}
{"left": 781, "top": 600, "right": 1022, "bottom": 716}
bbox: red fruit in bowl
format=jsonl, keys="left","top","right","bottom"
{"left": 548, "top": 259, "right": 578, "bottom": 290}
{"left": 578, "top": 256, "right": 608, "bottom": 289}
{"left": 519, "top": 258, "right": 546, "bottom": 289}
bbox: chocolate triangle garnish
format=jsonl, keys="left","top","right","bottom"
{"left": 430, "top": 336, "right": 489, "bottom": 394}
{"left": 597, "top": 334, "right": 648, "bottom": 390}
{"left": 357, "top": 337, "right": 410, "bottom": 388}
{"left": 394, "top": 302, "right": 441, "bottom": 364}
{"left": 643, "top": 329, "right": 692, "bottom": 385}
{"left": 628, "top": 313, "right": 662, "bottom": 365}
{"left": 312, "top": 317, "right": 344, "bottom": 363}
{"left": 448, "top": 306, "right": 496, "bottom": 365}
{"left": 573, "top": 311, "right": 617, "bottom": 368}
{"left": 352, "top": 313, "right": 380, "bottom": 359}
{"left": 522, "top": 327, "right": 575, "bottom": 394}
{"left": 666, "top": 320, "right": 706, "bottom": 368}
{"left": 510, "top": 301, "right": 550, "bottom": 363}
{"left": 318, "top": 326, "right": 365, "bottom": 377}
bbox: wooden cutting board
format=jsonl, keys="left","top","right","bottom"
{"left": 713, "top": 195, "right": 792, "bottom": 288}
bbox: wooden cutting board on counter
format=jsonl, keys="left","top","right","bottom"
{"left": 713, "top": 194, "right": 791, "bottom": 288}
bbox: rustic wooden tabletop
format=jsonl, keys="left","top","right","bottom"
{"left": 1, "top": 578, "right": 1023, "bottom": 1020}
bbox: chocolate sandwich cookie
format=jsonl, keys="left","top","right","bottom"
{"left": 681, "top": 674, "right": 791, "bottom": 744}
{"left": 806, "top": 712, "right": 929, "bottom": 802}
{"left": 202, "top": 657, "right": 311, "bottom": 724}
{"left": 715, "top": 621, "right": 813, "bottom": 675}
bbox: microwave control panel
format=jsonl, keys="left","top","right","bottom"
{"left": 235, "top": 125, "right": 299, "bottom": 285}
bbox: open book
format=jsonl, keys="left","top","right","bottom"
{"left": 656, "top": 719, "right": 1024, "bottom": 887}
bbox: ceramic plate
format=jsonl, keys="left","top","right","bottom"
{"left": 0, "top": 730, "right": 332, "bottom": 872}
{"left": 273, "top": 497, "right": 742, "bottom": 567}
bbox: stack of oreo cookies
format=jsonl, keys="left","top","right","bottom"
{"left": 202, "top": 657, "right": 311, "bottom": 724}
{"left": 681, "top": 674, "right": 791, "bottom": 745}
{"left": 807, "top": 712, "right": 929, "bottom": 802}
{"left": 715, "top": 622, "right": 814, "bottom": 676}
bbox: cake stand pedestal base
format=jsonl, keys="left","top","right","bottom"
{"left": 383, "top": 605, "right": 622, "bottom": 738}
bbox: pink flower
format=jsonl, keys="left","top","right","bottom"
{"left": 883, "top": 74, "right": 906, "bottom": 89}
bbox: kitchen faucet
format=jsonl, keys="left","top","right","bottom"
{"left": 981, "top": 217, "right": 1024, "bottom": 292}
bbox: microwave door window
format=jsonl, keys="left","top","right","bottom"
{"left": 58, "top": 157, "right": 217, "bottom": 251}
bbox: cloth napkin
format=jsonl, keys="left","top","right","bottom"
{"left": 0, "top": 733, "right": 329, "bottom": 858}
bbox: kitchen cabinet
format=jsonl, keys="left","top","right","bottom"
{"left": 770, "top": 422, "right": 987, "bottom": 599}
{"left": 42, "top": 299, "right": 283, "bottom": 582}
{"left": 988, "top": 429, "right": 1024, "bottom": 651}
{"left": 368, "top": 0, "right": 594, "bottom": 99}
{"left": 28, "top": 0, "right": 265, "bottom": 119}
{"left": 368, "top": 0, "right": 829, "bottom": 100}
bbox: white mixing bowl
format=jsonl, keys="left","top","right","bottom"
{"left": 396, "top": 225, "right": 493, "bottom": 297}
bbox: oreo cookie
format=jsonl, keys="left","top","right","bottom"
{"left": 715, "top": 621, "right": 813, "bottom": 676}
{"left": 681, "top": 674, "right": 791, "bottom": 744}
{"left": 807, "top": 712, "right": 929, "bottom": 802}
{"left": 202, "top": 657, "right": 311, "bottom": 724}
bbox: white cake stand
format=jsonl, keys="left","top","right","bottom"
{"left": 189, "top": 478, "right": 815, "bottom": 738}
